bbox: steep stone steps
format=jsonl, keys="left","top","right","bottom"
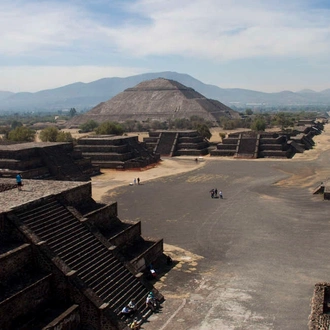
{"left": 13, "top": 196, "right": 151, "bottom": 322}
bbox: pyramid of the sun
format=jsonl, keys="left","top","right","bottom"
{"left": 68, "top": 78, "right": 239, "bottom": 127}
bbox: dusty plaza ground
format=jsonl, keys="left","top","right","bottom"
{"left": 91, "top": 126, "right": 330, "bottom": 330}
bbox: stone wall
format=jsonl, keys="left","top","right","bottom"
{"left": 60, "top": 183, "right": 92, "bottom": 208}
{"left": 85, "top": 203, "right": 118, "bottom": 228}
{"left": 0, "top": 274, "right": 52, "bottom": 329}
{"left": 43, "top": 305, "right": 81, "bottom": 330}
{"left": 309, "top": 283, "right": 330, "bottom": 329}
{"left": 0, "top": 243, "right": 31, "bottom": 281}
{"left": 109, "top": 222, "right": 141, "bottom": 247}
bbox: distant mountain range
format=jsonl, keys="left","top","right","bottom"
{"left": 1, "top": 71, "right": 330, "bottom": 113}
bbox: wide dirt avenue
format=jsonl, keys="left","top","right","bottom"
{"left": 92, "top": 125, "right": 330, "bottom": 330}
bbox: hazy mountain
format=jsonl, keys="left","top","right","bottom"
{"left": 0, "top": 71, "right": 330, "bottom": 113}
{"left": 0, "top": 91, "right": 14, "bottom": 100}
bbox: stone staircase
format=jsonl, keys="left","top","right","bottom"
{"left": 155, "top": 132, "right": 177, "bottom": 156}
{"left": 235, "top": 135, "right": 259, "bottom": 159}
{"left": 12, "top": 196, "right": 152, "bottom": 324}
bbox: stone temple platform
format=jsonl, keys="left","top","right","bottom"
{"left": 0, "top": 178, "right": 87, "bottom": 213}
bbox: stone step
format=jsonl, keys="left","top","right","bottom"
{"left": 31, "top": 214, "right": 75, "bottom": 237}
{"left": 80, "top": 254, "right": 118, "bottom": 282}
{"left": 38, "top": 220, "right": 82, "bottom": 242}
{"left": 84, "top": 261, "right": 122, "bottom": 288}
{"left": 56, "top": 238, "right": 101, "bottom": 262}
{"left": 63, "top": 244, "right": 104, "bottom": 269}
{"left": 68, "top": 247, "right": 107, "bottom": 272}
{"left": 75, "top": 249, "right": 110, "bottom": 277}
{"left": 106, "top": 278, "right": 141, "bottom": 307}
{"left": 100, "top": 272, "right": 134, "bottom": 303}
{"left": 20, "top": 204, "right": 64, "bottom": 224}
{"left": 25, "top": 208, "right": 69, "bottom": 229}
{"left": 49, "top": 230, "right": 92, "bottom": 253}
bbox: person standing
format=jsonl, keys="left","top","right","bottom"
{"left": 137, "top": 177, "right": 140, "bottom": 185}
{"left": 16, "top": 173, "right": 23, "bottom": 191}
{"left": 134, "top": 178, "right": 137, "bottom": 185}
{"left": 219, "top": 191, "right": 223, "bottom": 199}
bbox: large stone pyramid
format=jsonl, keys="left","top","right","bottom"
{"left": 68, "top": 78, "right": 239, "bottom": 127}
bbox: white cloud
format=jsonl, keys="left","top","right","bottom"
{"left": 0, "top": 0, "right": 102, "bottom": 56}
{"left": 1, "top": 0, "right": 330, "bottom": 61}
{"left": 0, "top": 66, "right": 147, "bottom": 92}
{"left": 104, "top": 0, "right": 330, "bottom": 60}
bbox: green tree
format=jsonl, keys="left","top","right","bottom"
{"left": 11, "top": 120, "right": 23, "bottom": 129}
{"left": 39, "top": 126, "right": 59, "bottom": 142}
{"left": 195, "top": 123, "right": 212, "bottom": 140}
{"left": 95, "top": 121, "right": 124, "bottom": 135}
{"left": 251, "top": 117, "right": 266, "bottom": 131}
{"left": 245, "top": 108, "right": 253, "bottom": 115}
{"left": 8, "top": 126, "right": 35, "bottom": 142}
{"left": 274, "top": 112, "right": 293, "bottom": 130}
{"left": 69, "top": 108, "right": 77, "bottom": 117}
{"left": 56, "top": 131, "right": 73, "bottom": 142}
{"left": 79, "top": 120, "right": 99, "bottom": 133}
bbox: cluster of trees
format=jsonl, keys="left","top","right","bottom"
{"left": 0, "top": 109, "right": 324, "bottom": 143}
{"left": 39, "top": 127, "right": 73, "bottom": 142}
{"left": 78, "top": 116, "right": 213, "bottom": 140}
{"left": 0, "top": 122, "right": 73, "bottom": 143}
{"left": 221, "top": 110, "right": 321, "bottom": 132}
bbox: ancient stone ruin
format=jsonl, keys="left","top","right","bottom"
{"left": 0, "top": 178, "right": 163, "bottom": 329}
{"left": 75, "top": 135, "right": 160, "bottom": 169}
{"left": 211, "top": 120, "right": 324, "bottom": 159}
{"left": 0, "top": 142, "right": 100, "bottom": 181}
{"left": 67, "top": 78, "right": 239, "bottom": 127}
{"left": 143, "top": 130, "right": 209, "bottom": 157}
{"left": 309, "top": 283, "right": 330, "bottom": 329}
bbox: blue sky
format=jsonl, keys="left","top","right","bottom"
{"left": 1, "top": 0, "right": 330, "bottom": 93}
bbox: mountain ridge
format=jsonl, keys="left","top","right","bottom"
{"left": 0, "top": 71, "right": 329, "bottom": 112}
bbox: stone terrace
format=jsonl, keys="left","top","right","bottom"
{"left": 0, "top": 178, "right": 85, "bottom": 212}
{"left": 1, "top": 178, "right": 163, "bottom": 329}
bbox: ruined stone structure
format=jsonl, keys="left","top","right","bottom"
{"left": 0, "top": 179, "right": 163, "bottom": 329}
{"left": 143, "top": 130, "right": 209, "bottom": 157}
{"left": 211, "top": 121, "right": 324, "bottom": 159}
{"left": 75, "top": 135, "right": 160, "bottom": 169}
{"left": 309, "top": 283, "right": 330, "bottom": 329}
{"left": 0, "top": 142, "right": 100, "bottom": 181}
{"left": 67, "top": 78, "right": 239, "bottom": 127}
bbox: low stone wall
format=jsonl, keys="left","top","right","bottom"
{"left": 60, "top": 183, "right": 92, "bottom": 208}
{"left": 109, "top": 222, "right": 141, "bottom": 247}
{"left": 43, "top": 304, "right": 81, "bottom": 330}
{"left": 85, "top": 203, "right": 118, "bottom": 228}
{"left": 0, "top": 243, "right": 31, "bottom": 281}
{"left": 0, "top": 274, "right": 52, "bottom": 329}
{"left": 130, "top": 239, "right": 163, "bottom": 272}
{"left": 309, "top": 283, "right": 330, "bottom": 329}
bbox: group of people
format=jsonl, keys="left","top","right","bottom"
{"left": 133, "top": 177, "right": 141, "bottom": 185}
{"left": 209, "top": 188, "right": 223, "bottom": 199}
{"left": 145, "top": 291, "right": 160, "bottom": 311}
{"left": 120, "top": 292, "right": 160, "bottom": 329}
{"left": 121, "top": 300, "right": 140, "bottom": 329}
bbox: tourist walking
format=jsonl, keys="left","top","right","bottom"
{"left": 219, "top": 191, "right": 223, "bottom": 199}
{"left": 134, "top": 178, "right": 137, "bottom": 185}
{"left": 16, "top": 173, "right": 23, "bottom": 191}
{"left": 137, "top": 177, "right": 140, "bottom": 185}
{"left": 209, "top": 189, "right": 214, "bottom": 198}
